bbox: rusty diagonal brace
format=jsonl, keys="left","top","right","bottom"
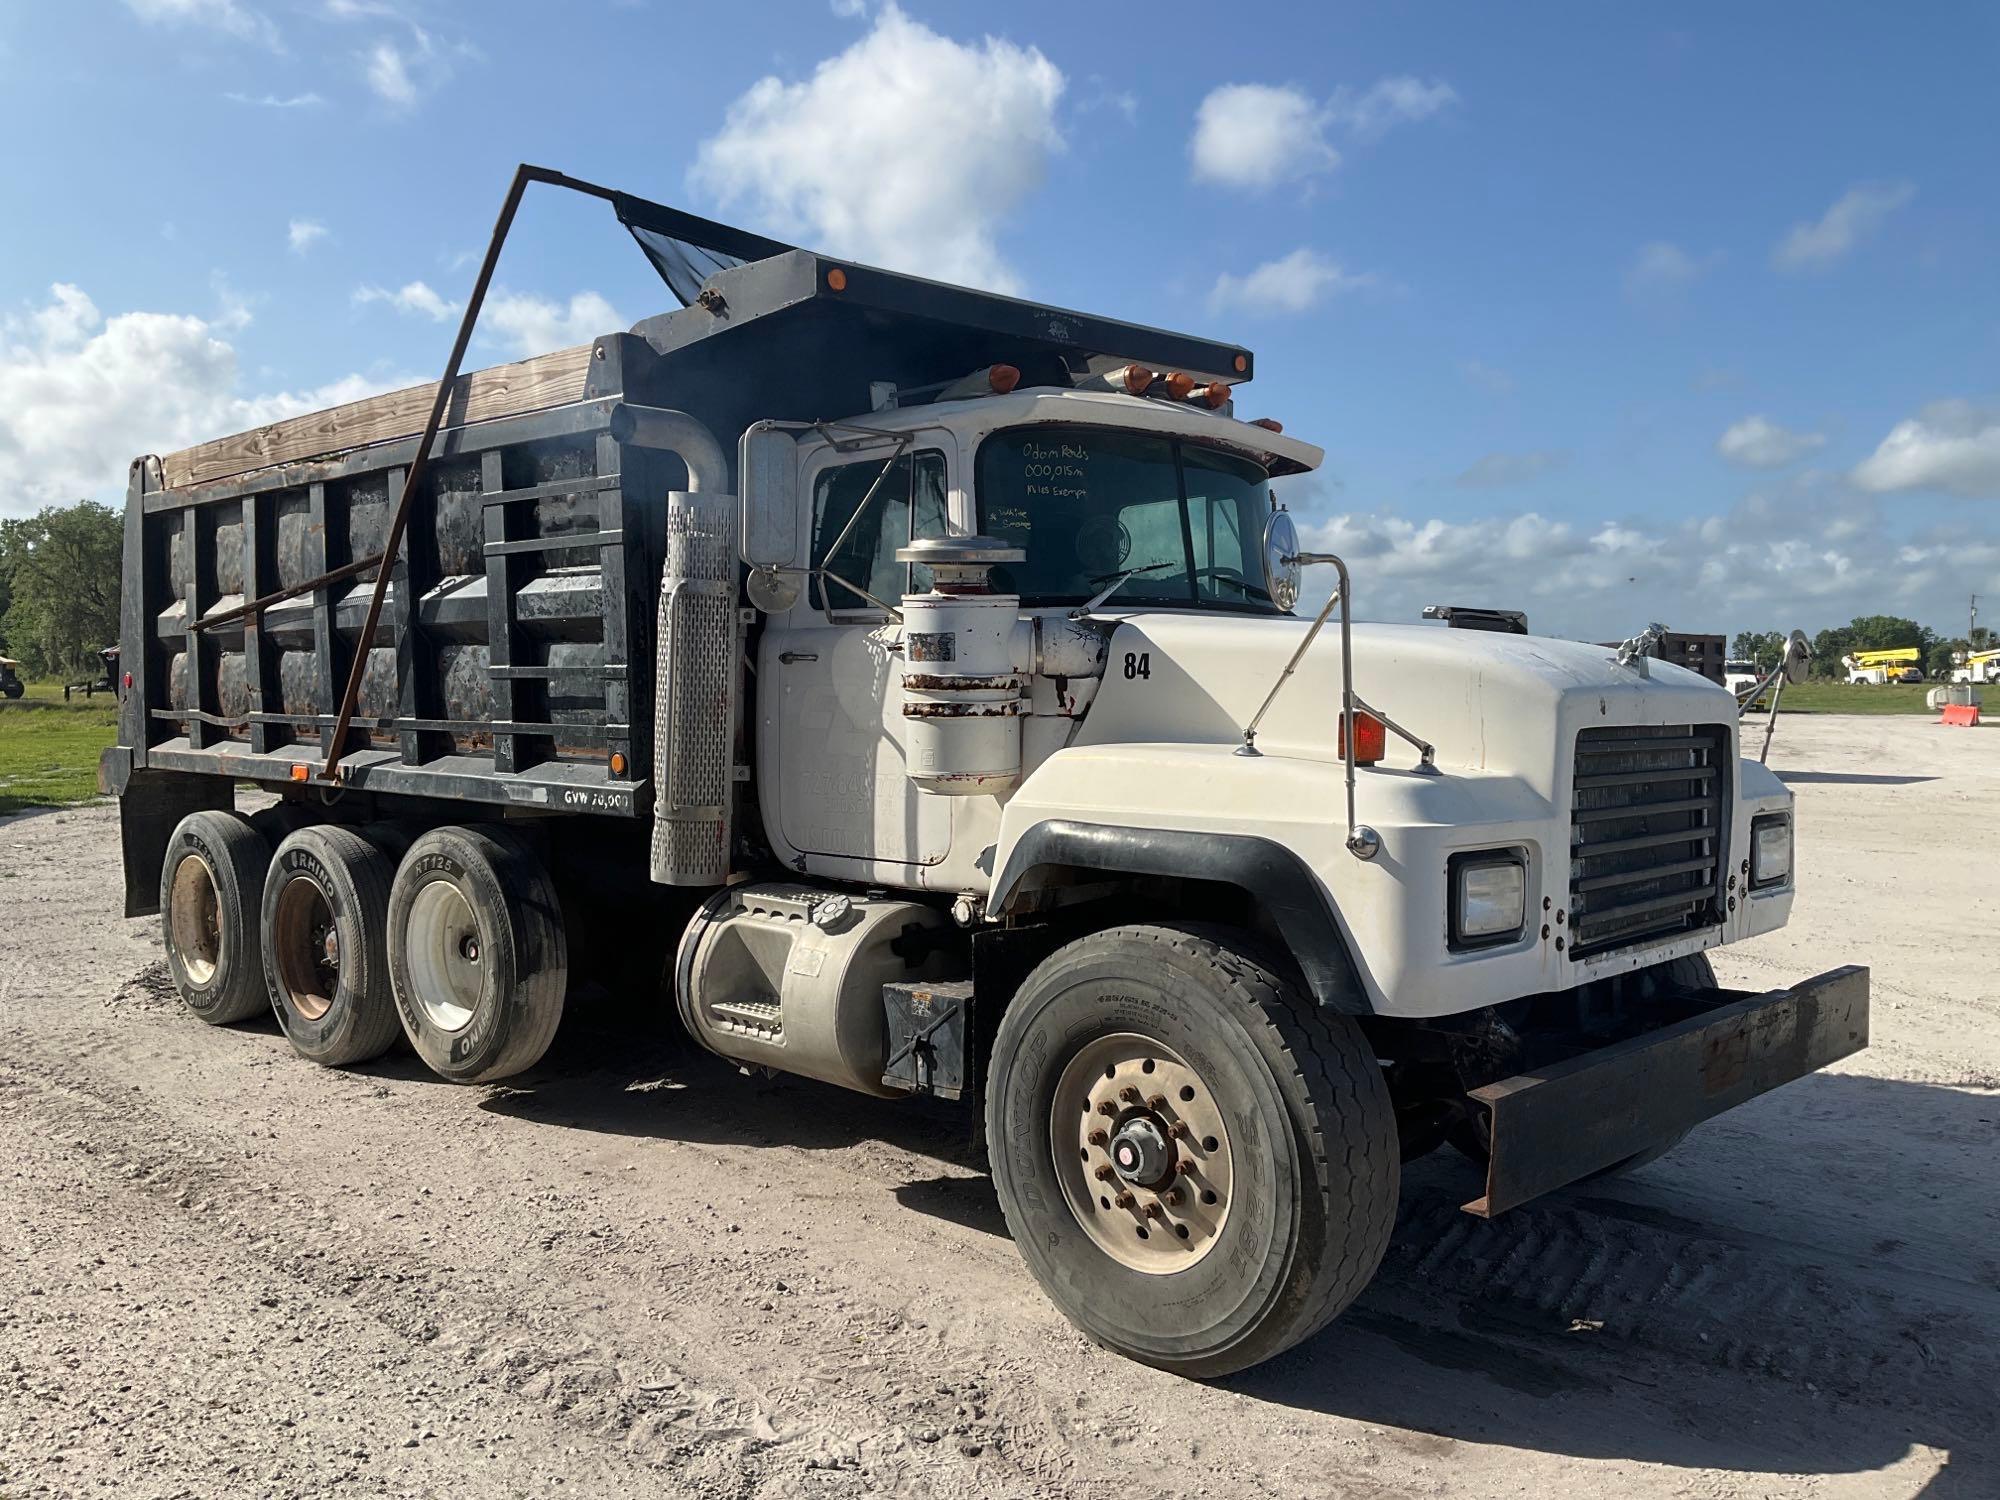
{"left": 304, "top": 165, "right": 627, "bottom": 782}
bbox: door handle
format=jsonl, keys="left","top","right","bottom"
{"left": 778, "top": 651, "right": 819, "bottom": 665}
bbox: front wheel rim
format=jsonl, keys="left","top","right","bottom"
{"left": 405, "top": 880, "right": 484, "bottom": 1033}
{"left": 1050, "top": 1032, "right": 1235, "bottom": 1274}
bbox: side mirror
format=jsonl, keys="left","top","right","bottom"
{"left": 1261, "top": 508, "right": 1301, "bottom": 612}
{"left": 739, "top": 424, "right": 798, "bottom": 570}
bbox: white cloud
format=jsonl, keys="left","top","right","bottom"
{"left": 1717, "top": 415, "right": 1825, "bottom": 469}
{"left": 830, "top": 0, "right": 867, "bottom": 15}
{"left": 481, "top": 291, "right": 623, "bottom": 359}
{"left": 1189, "top": 84, "right": 1336, "bottom": 190}
{"left": 353, "top": 280, "right": 459, "bottom": 321}
{"left": 690, "top": 4, "right": 1063, "bottom": 294}
{"left": 1208, "top": 249, "right": 1367, "bottom": 316}
{"left": 288, "top": 217, "right": 329, "bottom": 254}
{"left": 1190, "top": 74, "right": 1456, "bottom": 190}
{"left": 224, "top": 91, "right": 325, "bottom": 108}
{"left": 0, "top": 284, "right": 400, "bottom": 516}
{"left": 1326, "top": 76, "right": 1458, "bottom": 140}
{"left": 1851, "top": 400, "right": 2000, "bottom": 499}
{"left": 1286, "top": 487, "right": 1995, "bottom": 641}
{"left": 1625, "top": 240, "right": 1720, "bottom": 295}
{"left": 123, "top": 0, "right": 280, "bottom": 50}
{"left": 364, "top": 38, "right": 419, "bottom": 106}
{"left": 1454, "top": 450, "right": 1569, "bottom": 488}
{"left": 1772, "top": 181, "right": 1915, "bottom": 271}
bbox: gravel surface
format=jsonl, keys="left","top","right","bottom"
{"left": 1, "top": 714, "right": 1993, "bottom": 1498}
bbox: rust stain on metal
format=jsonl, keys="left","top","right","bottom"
{"left": 902, "top": 700, "right": 1023, "bottom": 719}
{"left": 903, "top": 672, "right": 1024, "bottom": 692}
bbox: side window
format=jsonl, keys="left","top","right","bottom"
{"left": 810, "top": 450, "right": 948, "bottom": 611}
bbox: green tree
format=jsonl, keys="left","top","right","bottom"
{"left": 1730, "top": 630, "right": 1786, "bottom": 670}
{"left": 1930, "top": 639, "right": 1967, "bottom": 679}
{"left": 0, "top": 501, "right": 123, "bottom": 680}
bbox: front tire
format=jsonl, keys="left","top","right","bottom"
{"left": 387, "top": 825, "right": 567, "bottom": 1084}
{"left": 985, "top": 924, "right": 1399, "bottom": 1378}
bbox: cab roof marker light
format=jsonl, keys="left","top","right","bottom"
{"left": 1163, "top": 372, "right": 1195, "bottom": 399}
{"left": 1196, "top": 383, "right": 1230, "bottom": 409}
{"left": 1249, "top": 417, "right": 1284, "bottom": 433}
{"left": 1119, "top": 364, "right": 1156, "bottom": 395}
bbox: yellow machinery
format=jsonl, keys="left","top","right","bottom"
{"left": 1843, "top": 647, "right": 1923, "bottom": 685}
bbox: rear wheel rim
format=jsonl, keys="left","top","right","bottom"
{"left": 1050, "top": 1032, "right": 1234, "bottom": 1274}
{"left": 168, "top": 854, "right": 222, "bottom": 987}
{"left": 271, "top": 874, "right": 338, "bottom": 1022}
{"left": 406, "top": 880, "right": 484, "bottom": 1033}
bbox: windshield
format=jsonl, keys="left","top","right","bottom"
{"left": 975, "top": 426, "right": 1281, "bottom": 611}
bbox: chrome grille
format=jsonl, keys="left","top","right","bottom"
{"left": 1569, "top": 723, "right": 1729, "bottom": 957}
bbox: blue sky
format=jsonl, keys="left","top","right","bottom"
{"left": 3, "top": 1, "right": 1996, "bottom": 641}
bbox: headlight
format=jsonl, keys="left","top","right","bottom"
{"left": 1450, "top": 851, "right": 1527, "bottom": 948}
{"left": 1751, "top": 814, "right": 1792, "bottom": 889}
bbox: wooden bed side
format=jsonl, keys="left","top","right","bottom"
{"left": 159, "top": 343, "right": 597, "bottom": 489}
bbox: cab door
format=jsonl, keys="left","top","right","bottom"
{"left": 758, "top": 437, "right": 956, "bottom": 874}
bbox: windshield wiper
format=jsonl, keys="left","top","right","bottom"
{"left": 1072, "top": 561, "right": 1177, "bottom": 619}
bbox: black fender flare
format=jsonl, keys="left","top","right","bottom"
{"left": 989, "top": 819, "right": 1372, "bottom": 1014}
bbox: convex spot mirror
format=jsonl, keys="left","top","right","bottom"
{"left": 740, "top": 425, "right": 799, "bottom": 571}
{"left": 1262, "top": 509, "right": 1302, "bottom": 612}
{"left": 1783, "top": 629, "right": 1811, "bottom": 685}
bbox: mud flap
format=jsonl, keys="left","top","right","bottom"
{"left": 1464, "top": 964, "right": 1869, "bottom": 1217}
{"left": 116, "top": 769, "right": 235, "bottom": 919}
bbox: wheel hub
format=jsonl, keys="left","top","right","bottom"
{"left": 1050, "top": 1033, "right": 1234, "bottom": 1274}
{"left": 1109, "top": 1116, "right": 1173, "bottom": 1187}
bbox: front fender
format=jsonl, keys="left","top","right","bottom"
{"left": 990, "top": 817, "right": 1370, "bottom": 1012}
{"left": 991, "top": 742, "right": 1396, "bottom": 1011}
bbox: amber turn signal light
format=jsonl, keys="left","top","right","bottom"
{"left": 989, "top": 363, "right": 1021, "bottom": 394}
{"left": 1337, "top": 711, "right": 1388, "bottom": 766}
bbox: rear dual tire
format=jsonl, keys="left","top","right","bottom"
{"left": 160, "top": 811, "right": 271, "bottom": 1026}
{"left": 160, "top": 812, "right": 567, "bottom": 1084}
{"left": 387, "top": 825, "right": 567, "bottom": 1085}
{"left": 261, "top": 825, "right": 402, "bottom": 1067}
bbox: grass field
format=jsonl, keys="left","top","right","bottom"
{"left": 0, "top": 680, "right": 120, "bottom": 816}
{"left": 1774, "top": 681, "right": 1948, "bottom": 715}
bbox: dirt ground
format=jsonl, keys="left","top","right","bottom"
{"left": 1, "top": 715, "right": 1993, "bottom": 1499}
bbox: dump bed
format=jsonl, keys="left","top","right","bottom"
{"left": 120, "top": 352, "right": 675, "bottom": 817}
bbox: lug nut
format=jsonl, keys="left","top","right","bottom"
{"left": 1164, "top": 1188, "right": 1183, "bottom": 1207}
{"left": 1097, "top": 1100, "right": 1118, "bottom": 1117}
{"left": 1118, "top": 1086, "right": 1142, "bottom": 1105}
{"left": 1168, "top": 1121, "right": 1189, "bottom": 1139}
{"left": 1144, "top": 1202, "right": 1164, "bottom": 1220}
{"left": 1114, "top": 1191, "right": 1136, "bottom": 1210}
{"left": 1093, "top": 1164, "right": 1115, "bottom": 1182}
{"left": 1146, "top": 1094, "right": 1168, "bottom": 1112}
{"left": 1086, "top": 1128, "right": 1109, "bottom": 1147}
{"left": 1176, "top": 1158, "right": 1197, "bottom": 1176}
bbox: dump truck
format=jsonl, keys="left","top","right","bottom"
{"left": 101, "top": 169, "right": 1868, "bottom": 1378}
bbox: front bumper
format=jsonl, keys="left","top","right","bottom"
{"left": 1464, "top": 964, "right": 1868, "bottom": 1216}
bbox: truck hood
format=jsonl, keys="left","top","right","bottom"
{"left": 1068, "top": 612, "right": 1739, "bottom": 796}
